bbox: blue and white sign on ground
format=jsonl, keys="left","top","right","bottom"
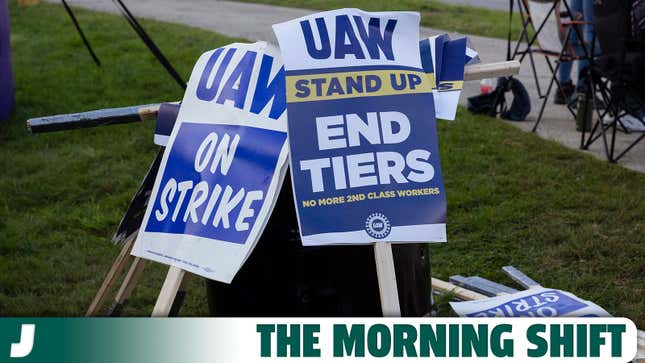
{"left": 273, "top": 9, "right": 447, "bottom": 246}
{"left": 132, "top": 42, "right": 289, "bottom": 283}
{"left": 450, "top": 287, "right": 611, "bottom": 317}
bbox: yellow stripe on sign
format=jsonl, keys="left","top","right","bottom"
{"left": 425, "top": 72, "right": 436, "bottom": 90}
{"left": 286, "top": 70, "right": 433, "bottom": 103}
{"left": 437, "top": 80, "right": 464, "bottom": 92}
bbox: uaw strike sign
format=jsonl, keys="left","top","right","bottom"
{"left": 132, "top": 42, "right": 289, "bottom": 283}
{"left": 273, "top": 9, "right": 446, "bottom": 245}
{"left": 451, "top": 288, "right": 612, "bottom": 318}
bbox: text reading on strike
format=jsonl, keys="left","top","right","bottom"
{"left": 154, "top": 132, "right": 264, "bottom": 233}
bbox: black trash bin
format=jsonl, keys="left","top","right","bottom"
{"left": 206, "top": 173, "right": 434, "bottom": 317}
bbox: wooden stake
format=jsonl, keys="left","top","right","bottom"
{"left": 85, "top": 235, "right": 135, "bottom": 316}
{"left": 374, "top": 243, "right": 401, "bottom": 317}
{"left": 449, "top": 275, "right": 518, "bottom": 296}
{"left": 168, "top": 273, "right": 191, "bottom": 317}
{"left": 431, "top": 277, "right": 488, "bottom": 301}
{"left": 463, "top": 60, "right": 521, "bottom": 81}
{"left": 151, "top": 266, "right": 187, "bottom": 317}
{"left": 26, "top": 103, "right": 170, "bottom": 134}
{"left": 106, "top": 257, "right": 147, "bottom": 316}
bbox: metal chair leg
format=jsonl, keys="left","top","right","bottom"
{"left": 532, "top": 61, "right": 561, "bottom": 132}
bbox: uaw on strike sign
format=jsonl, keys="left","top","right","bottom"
{"left": 273, "top": 9, "right": 447, "bottom": 245}
{"left": 132, "top": 42, "right": 288, "bottom": 283}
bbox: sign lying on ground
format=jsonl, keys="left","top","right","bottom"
{"left": 273, "top": 8, "right": 447, "bottom": 245}
{"left": 132, "top": 41, "right": 289, "bottom": 283}
{"left": 450, "top": 287, "right": 612, "bottom": 317}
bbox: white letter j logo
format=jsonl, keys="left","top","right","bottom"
{"left": 10, "top": 324, "right": 35, "bottom": 358}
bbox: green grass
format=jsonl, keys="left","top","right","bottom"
{"left": 1, "top": 1, "right": 644, "bottom": 323}
{"left": 0, "top": 0, "right": 246, "bottom": 316}
{"left": 232, "top": 0, "right": 523, "bottom": 39}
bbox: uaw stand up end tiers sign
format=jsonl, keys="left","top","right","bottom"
{"left": 133, "top": 9, "right": 448, "bottom": 310}
{"left": 273, "top": 9, "right": 447, "bottom": 246}
{"left": 132, "top": 41, "right": 289, "bottom": 284}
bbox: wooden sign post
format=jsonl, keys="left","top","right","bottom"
{"left": 374, "top": 243, "right": 401, "bottom": 317}
{"left": 152, "top": 266, "right": 190, "bottom": 317}
{"left": 85, "top": 234, "right": 136, "bottom": 316}
{"left": 107, "top": 257, "right": 147, "bottom": 316}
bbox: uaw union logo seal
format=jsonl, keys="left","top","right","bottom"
{"left": 365, "top": 213, "right": 392, "bottom": 239}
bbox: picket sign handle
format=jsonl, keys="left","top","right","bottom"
{"left": 151, "top": 266, "right": 187, "bottom": 317}
{"left": 373, "top": 243, "right": 402, "bottom": 317}
{"left": 85, "top": 235, "right": 135, "bottom": 316}
{"left": 431, "top": 277, "right": 488, "bottom": 301}
{"left": 106, "top": 257, "right": 147, "bottom": 316}
{"left": 115, "top": 258, "right": 146, "bottom": 304}
{"left": 463, "top": 60, "right": 520, "bottom": 81}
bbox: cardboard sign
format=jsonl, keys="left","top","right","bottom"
{"left": 450, "top": 287, "right": 611, "bottom": 317}
{"left": 132, "top": 42, "right": 289, "bottom": 283}
{"left": 154, "top": 103, "right": 180, "bottom": 146}
{"left": 420, "top": 34, "right": 469, "bottom": 121}
{"left": 273, "top": 9, "right": 447, "bottom": 246}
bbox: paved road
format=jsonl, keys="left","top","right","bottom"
{"left": 56, "top": 0, "right": 644, "bottom": 172}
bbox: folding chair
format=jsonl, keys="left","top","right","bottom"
{"left": 579, "top": 0, "right": 645, "bottom": 163}
{"left": 506, "top": 0, "right": 595, "bottom": 130}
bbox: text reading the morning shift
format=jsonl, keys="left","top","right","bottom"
{"left": 256, "top": 323, "right": 627, "bottom": 359}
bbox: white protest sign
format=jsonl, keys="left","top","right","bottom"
{"left": 273, "top": 8, "right": 447, "bottom": 246}
{"left": 132, "top": 41, "right": 289, "bottom": 283}
{"left": 420, "top": 34, "right": 469, "bottom": 121}
{"left": 450, "top": 287, "right": 612, "bottom": 317}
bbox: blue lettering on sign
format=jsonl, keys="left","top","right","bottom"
{"left": 334, "top": 15, "right": 365, "bottom": 59}
{"left": 466, "top": 290, "right": 588, "bottom": 317}
{"left": 353, "top": 16, "right": 397, "bottom": 60}
{"left": 300, "top": 18, "right": 331, "bottom": 59}
{"left": 217, "top": 50, "right": 256, "bottom": 108}
{"left": 195, "top": 48, "right": 286, "bottom": 120}
{"left": 145, "top": 122, "right": 286, "bottom": 244}
{"left": 300, "top": 16, "right": 397, "bottom": 60}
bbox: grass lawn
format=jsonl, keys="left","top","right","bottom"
{"left": 232, "top": 0, "right": 523, "bottom": 39}
{"left": 1, "top": 1, "right": 644, "bottom": 323}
